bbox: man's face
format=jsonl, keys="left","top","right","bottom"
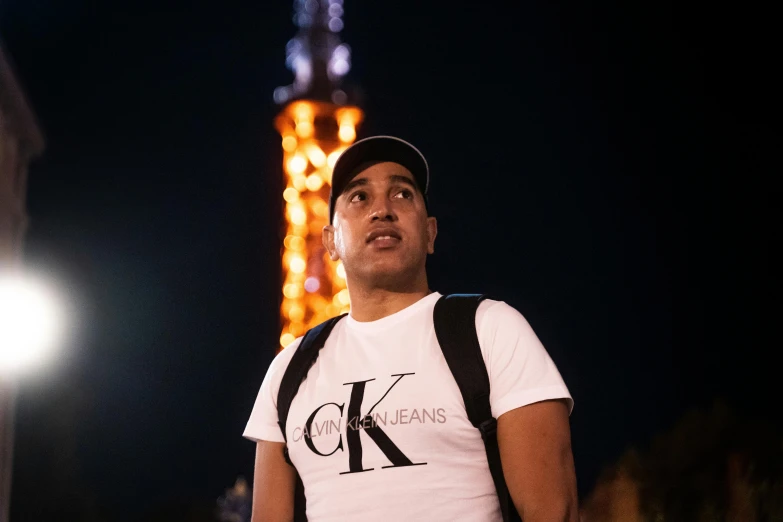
{"left": 323, "top": 161, "right": 437, "bottom": 289}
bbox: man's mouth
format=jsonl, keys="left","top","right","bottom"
{"left": 366, "top": 229, "right": 402, "bottom": 243}
{"left": 369, "top": 235, "right": 401, "bottom": 248}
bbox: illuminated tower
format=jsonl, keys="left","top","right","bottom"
{"left": 274, "top": 0, "right": 363, "bottom": 349}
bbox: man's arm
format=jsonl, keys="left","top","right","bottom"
{"left": 251, "top": 441, "right": 297, "bottom": 522}
{"left": 497, "top": 398, "right": 578, "bottom": 522}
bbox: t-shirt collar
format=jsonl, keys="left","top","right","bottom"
{"left": 345, "top": 291, "right": 442, "bottom": 333}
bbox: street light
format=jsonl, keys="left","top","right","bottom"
{"left": 0, "top": 273, "right": 65, "bottom": 376}
{"left": 0, "top": 271, "right": 66, "bottom": 522}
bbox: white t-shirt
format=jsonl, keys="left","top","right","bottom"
{"left": 244, "top": 292, "right": 572, "bottom": 522}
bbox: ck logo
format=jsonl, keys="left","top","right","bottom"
{"left": 298, "top": 373, "right": 427, "bottom": 474}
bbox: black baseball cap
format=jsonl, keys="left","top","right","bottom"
{"left": 328, "top": 136, "right": 429, "bottom": 223}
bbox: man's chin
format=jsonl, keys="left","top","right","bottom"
{"left": 357, "top": 264, "right": 418, "bottom": 290}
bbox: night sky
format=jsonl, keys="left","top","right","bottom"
{"left": 1, "top": 0, "right": 778, "bottom": 520}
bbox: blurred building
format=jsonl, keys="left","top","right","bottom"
{"left": 579, "top": 404, "right": 783, "bottom": 521}
{"left": 580, "top": 455, "right": 757, "bottom": 522}
{"left": 216, "top": 476, "right": 251, "bottom": 522}
{"left": 0, "top": 39, "right": 44, "bottom": 522}
{"left": 0, "top": 43, "right": 43, "bottom": 266}
{"left": 579, "top": 467, "right": 643, "bottom": 522}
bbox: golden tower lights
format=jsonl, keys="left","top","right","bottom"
{"left": 274, "top": 0, "right": 363, "bottom": 349}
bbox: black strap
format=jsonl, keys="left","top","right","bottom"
{"left": 276, "top": 314, "right": 346, "bottom": 522}
{"left": 292, "top": 476, "right": 306, "bottom": 522}
{"left": 278, "top": 315, "right": 346, "bottom": 442}
{"left": 433, "top": 294, "right": 521, "bottom": 522}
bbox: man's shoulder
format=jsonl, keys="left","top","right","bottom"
{"left": 475, "top": 297, "right": 534, "bottom": 336}
{"left": 272, "top": 314, "right": 348, "bottom": 373}
{"left": 476, "top": 296, "right": 517, "bottom": 319}
{"left": 268, "top": 336, "right": 303, "bottom": 375}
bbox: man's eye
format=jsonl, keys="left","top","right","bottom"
{"left": 395, "top": 189, "right": 413, "bottom": 199}
{"left": 349, "top": 192, "right": 366, "bottom": 203}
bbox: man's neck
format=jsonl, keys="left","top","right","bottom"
{"left": 347, "top": 280, "right": 432, "bottom": 323}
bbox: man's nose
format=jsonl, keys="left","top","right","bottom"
{"left": 369, "top": 198, "right": 397, "bottom": 222}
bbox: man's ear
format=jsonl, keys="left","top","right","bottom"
{"left": 426, "top": 216, "right": 438, "bottom": 254}
{"left": 322, "top": 224, "right": 340, "bottom": 261}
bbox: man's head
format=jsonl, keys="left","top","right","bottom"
{"left": 323, "top": 136, "right": 437, "bottom": 291}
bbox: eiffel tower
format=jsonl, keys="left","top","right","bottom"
{"left": 273, "top": 0, "right": 364, "bottom": 350}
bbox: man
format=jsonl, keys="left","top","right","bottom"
{"left": 244, "top": 136, "right": 577, "bottom": 521}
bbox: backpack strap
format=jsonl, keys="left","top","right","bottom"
{"left": 276, "top": 313, "right": 346, "bottom": 522}
{"left": 433, "top": 294, "right": 520, "bottom": 522}
{"left": 277, "top": 314, "right": 347, "bottom": 444}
